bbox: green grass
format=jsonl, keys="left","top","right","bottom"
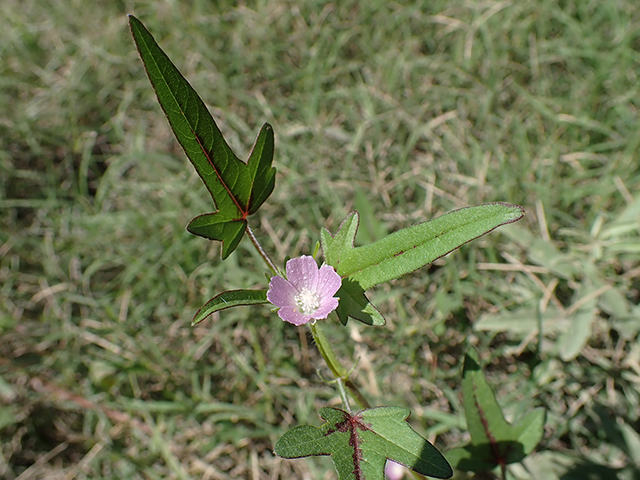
{"left": 2, "top": 0, "right": 640, "bottom": 479}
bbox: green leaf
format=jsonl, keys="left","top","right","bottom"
{"left": 556, "top": 280, "right": 599, "bottom": 361}
{"left": 446, "top": 348, "right": 545, "bottom": 472}
{"left": 501, "top": 226, "right": 577, "bottom": 279}
{"left": 275, "top": 406, "right": 453, "bottom": 480}
{"left": 474, "top": 305, "right": 567, "bottom": 335}
{"left": 334, "top": 279, "right": 386, "bottom": 326}
{"left": 192, "top": 289, "right": 268, "bottom": 326}
{"left": 321, "top": 204, "right": 524, "bottom": 325}
{"left": 129, "top": 16, "right": 276, "bottom": 259}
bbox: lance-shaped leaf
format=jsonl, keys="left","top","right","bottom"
{"left": 446, "top": 348, "right": 545, "bottom": 473}
{"left": 192, "top": 289, "right": 268, "bottom": 326}
{"left": 321, "top": 203, "right": 524, "bottom": 325}
{"left": 129, "top": 16, "right": 276, "bottom": 259}
{"left": 275, "top": 406, "right": 453, "bottom": 480}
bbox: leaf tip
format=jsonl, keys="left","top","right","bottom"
{"left": 495, "top": 202, "right": 526, "bottom": 223}
{"left": 127, "top": 14, "right": 140, "bottom": 29}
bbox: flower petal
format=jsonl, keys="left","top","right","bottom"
{"left": 311, "top": 297, "right": 339, "bottom": 320}
{"left": 316, "top": 264, "right": 341, "bottom": 299}
{"left": 267, "top": 276, "right": 297, "bottom": 308}
{"left": 277, "top": 305, "right": 313, "bottom": 326}
{"left": 269, "top": 257, "right": 342, "bottom": 326}
{"left": 385, "top": 460, "right": 406, "bottom": 480}
{"left": 285, "top": 255, "right": 319, "bottom": 292}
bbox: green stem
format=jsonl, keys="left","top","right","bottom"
{"left": 336, "top": 378, "right": 352, "bottom": 414}
{"left": 310, "top": 321, "right": 371, "bottom": 410}
{"left": 246, "top": 223, "right": 278, "bottom": 274}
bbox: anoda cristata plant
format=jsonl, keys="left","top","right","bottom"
{"left": 129, "top": 15, "right": 544, "bottom": 480}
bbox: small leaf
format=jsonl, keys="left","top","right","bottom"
{"left": 334, "top": 279, "right": 386, "bottom": 326}
{"left": 501, "top": 226, "right": 577, "bottom": 279}
{"left": 556, "top": 282, "right": 599, "bottom": 361}
{"left": 129, "top": 16, "right": 276, "bottom": 259}
{"left": 511, "top": 409, "right": 546, "bottom": 457}
{"left": 275, "top": 406, "right": 453, "bottom": 480}
{"left": 474, "top": 306, "right": 568, "bottom": 335}
{"left": 192, "top": 289, "right": 268, "bottom": 325}
{"left": 321, "top": 204, "right": 524, "bottom": 325}
{"left": 447, "top": 348, "right": 545, "bottom": 472}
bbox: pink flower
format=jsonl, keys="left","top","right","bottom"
{"left": 267, "top": 256, "right": 341, "bottom": 326}
{"left": 385, "top": 460, "right": 406, "bottom": 480}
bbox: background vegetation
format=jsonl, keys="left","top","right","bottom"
{"left": 2, "top": 0, "right": 639, "bottom": 478}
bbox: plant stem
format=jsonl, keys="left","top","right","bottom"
{"left": 336, "top": 378, "right": 352, "bottom": 414}
{"left": 246, "top": 223, "right": 278, "bottom": 274}
{"left": 310, "top": 322, "right": 371, "bottom": 410}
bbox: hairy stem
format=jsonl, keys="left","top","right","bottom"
{"left": 246, "top": 223, "right": 278, "bottom": 274}
{"left": 336, "top": 378, "right": 352, "bottom": 414}
{"left": 310, "top": 322, "right": 371, "bottom": 410}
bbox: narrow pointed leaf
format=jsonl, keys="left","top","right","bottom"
{"left": 446, "top": 348, "right": 545, "bottom": 472}
{"left": 192, "top": 289, "right": 268, "bottom": 325}
{"left": 323, "top": 204, "right": 524, "bottom": 290}
{"left": 321, "top": 204, "right": 524, "bottom": 324}
{"left": 461, "top": 349, "right": 510, "bottom": 444}
{"left": 129, "top": 16, "right": 276, "bottom": 259}
{"left": 275, "top": 406, "right": 453, "bottom": 480}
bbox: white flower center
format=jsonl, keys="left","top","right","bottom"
{"left": 294, "top": 288, "right": 320, "bottom": 314}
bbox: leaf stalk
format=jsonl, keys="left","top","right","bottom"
{"left": 246, "top": 223, "right": 278, "bottom": 275}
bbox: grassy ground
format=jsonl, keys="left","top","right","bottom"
{"left": 2, "top": 0, "right": 640, "bottom": 478}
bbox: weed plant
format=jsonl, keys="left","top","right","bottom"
{"left": 1, "top": 1, "right": 639, "bottom": 479}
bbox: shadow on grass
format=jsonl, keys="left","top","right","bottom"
{"left": 559, "top": 459, "right": 640, "bottom": 480}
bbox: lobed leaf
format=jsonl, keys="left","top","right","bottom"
{"left": 129, "top": 16, "right": 276, "bottom": 259}
{"left": 275, "top": 406, "right": 453, "bottom": 480}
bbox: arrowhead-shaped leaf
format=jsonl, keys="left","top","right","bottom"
{"left": 275, "top": 406, "right": 453, "bottom": 480}
{"left": 129, "top": 16, "right": 276, "bottom": 259}
{"left": 192, "top": 289, "right": 268, "bottom": 326}
{"left": 446, "top": 348, "right": 545, "bottom": 472}
{"left": 321, "top": 204, "right": 524, "bottom": 325}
